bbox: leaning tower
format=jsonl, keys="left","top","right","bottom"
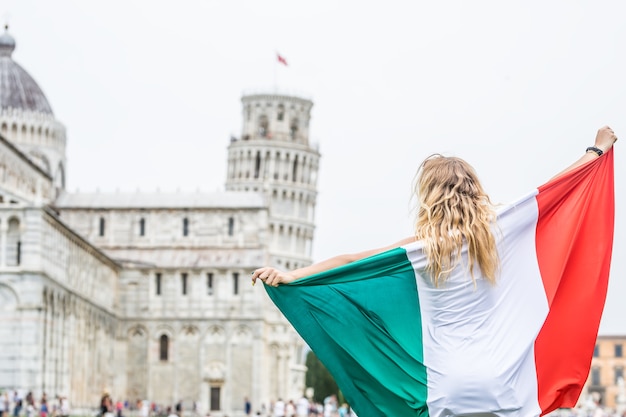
{"left": 225, "top": 92, "right": 320, "bottom": 269}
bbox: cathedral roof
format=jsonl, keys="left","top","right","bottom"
{"left": 55, "top": 190, "right": 266, "bottom": 209}
{"left": 0, "top": 26, "right": 54, "bottom": 115}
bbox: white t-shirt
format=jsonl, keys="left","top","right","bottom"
{"left": 60, "top": 399, "right": 70, "bottom": 415}
{"left": 296, "top": 398, "right": 309, "bottom": 416}
{"left": 323, "top": 403, "right": 333, "bottom": 417}
{"left": 273, "top": 400, "right": 285, "bottom": 417}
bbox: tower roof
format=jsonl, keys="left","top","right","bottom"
{"left": 0, "top": 26, "right": 53, "bottom": 115}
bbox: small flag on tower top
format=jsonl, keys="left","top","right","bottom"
{"left": 277, "top": 53, "right": 288, "bottom": 66}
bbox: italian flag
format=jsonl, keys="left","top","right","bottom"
{"left": 265, "top": 150, "right": 615, "bottom": 417}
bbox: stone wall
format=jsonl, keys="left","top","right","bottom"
{"left": 0, "top": 206, "right": 119, "bottom": 410}
{"left": 0, "top": 135, "right": 54, "bottom": 205}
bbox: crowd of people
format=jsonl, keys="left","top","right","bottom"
{"left": 98, "top": 394, "right": 190, "bottom": 417}
{"left": 1, "top": 389, "right": 626, "bottom": 417}
{"left": 251, "top": 394, "right": 357, "bottom": 417}
{"left": 0, "top": 391, "right": 69, "bottom": 417}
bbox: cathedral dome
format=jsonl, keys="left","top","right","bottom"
{"left": 0, "top": 26, "right": 53, "bottom": 115}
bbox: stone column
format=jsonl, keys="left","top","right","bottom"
{"left": 42, "top": 294, "right": 50, "bottom": 396}
{"left": 224, "top": 329, "right": 232, "bottom": 413}
{"left": 62, "top": 308, "right": 74, "bottom": 399}
{"left": 199, "top": 381, "right": 209, "bottom": 415}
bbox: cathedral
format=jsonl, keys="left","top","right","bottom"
{"left": 0, "top": 27, "right": 320, "bottom": 416}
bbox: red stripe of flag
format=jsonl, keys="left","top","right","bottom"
{"left": 534, "top": 149, "right": 615, "bottom": 414}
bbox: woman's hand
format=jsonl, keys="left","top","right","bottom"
{"left": 552, "top": 125, "right": 618, "bottom": 179}
{"left": 595, "top": 126, "right": 618, "bottom": 152}
{"left": 252, "top": 267, "right": 297, "bottom": 287}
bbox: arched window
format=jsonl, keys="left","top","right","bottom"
{"left": 99, "top": 217, "right": 105, "bottom": 236}
{"left": 181, "top": 273, "right": 188, "bottom": 295}
{"left": 207, "top": 273, "right": 214, "bottom": 295}
{"left": 6, "top": 218, "right": 21, "bottom": 266}
{"left": 155, "top": 273, "right": 162, "bottom": 296}
{"left": 159, "top": 334, "right": 169, "bottom": 361}
{"left": 254, "top": 151, "right": 261, "bottom": 179}
{"left": 183, "top": 218, "right": 189, "bottom": 236}
{"left": 228, "top": 217, "right": 234, "bottom": 236}
{"left": 258, "top": 115, "right": 269, "bottom": 137}
{"left": 139, "top": 218, "right": 146, "bottom": 236}
{"left": 277, "top": 104, "right": 285, "bottom": 121}
{"left": 292, "top": 155, "right": 299, "bottom": 182}
{"left": 233, "top": 272, "right": 239, "bottom": 295}
{"left": 290, "top": 118, "right": 299, "bottom": 139}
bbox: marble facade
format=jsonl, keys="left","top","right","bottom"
{"left": 0, "top": 28, "right": 319, "bottom": 417}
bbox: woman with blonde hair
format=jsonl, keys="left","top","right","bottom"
{"left": 254, "top": 127, "right": 615, "bottom": 288}
{"left": 253, "top": 126, "right": 618, "bottom": 417}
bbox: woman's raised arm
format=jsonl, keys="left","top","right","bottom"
{"left": 551, "top": 126, "right": 617, "bottom": 179}
{"left": 252, "top": 236, "right": 416, "bottom": 287}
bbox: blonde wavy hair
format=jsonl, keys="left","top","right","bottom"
{"left": 414, "top": 154, "right": 499, "bottom": 287}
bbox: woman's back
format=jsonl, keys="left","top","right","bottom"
{"left": 404, "top": 197, "right": 550, "bottom": 417}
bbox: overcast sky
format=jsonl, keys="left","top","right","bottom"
{"left": 3, "top": 0, "right": 625, "bottom": 333}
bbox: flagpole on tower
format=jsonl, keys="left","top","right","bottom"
{"left": 275, "top": 52, "right": 288, "bottom": 93}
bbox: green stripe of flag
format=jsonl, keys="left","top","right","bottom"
{"left": 265, "top": 247, "right": 429, "bottom": 417}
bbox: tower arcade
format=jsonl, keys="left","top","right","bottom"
{"left": 225, "top": 93, "right": 320, "bottom": 269}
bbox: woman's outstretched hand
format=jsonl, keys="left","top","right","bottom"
{"left": 551, "top": 125, "right": 618, "bottom": 179}
{"left": 595, "top": 126, "right": 618, "bottom": 152}
{"left": 252, "top": 267, "right": 297, "bottom": 287}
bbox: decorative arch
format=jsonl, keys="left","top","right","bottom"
{"left": 181, "top": 324, "right": 199, "bottom": 336}
{"left": 127, "top": 324, "right": 149, "bottom": 338}
{"left": 0, "top": 283, "right": 20, "bottom": 385}
{"left": 127, "top": 323, "right": 149, "bottom": 400}
{"left": 154, "top": 324, "right": 175, "bottom": 339}
{"left": 204, "top": 325, "right": 226, "bottom": 344}
{"left": 205, "top": 360, "right": 225, "bottom": 381}
{"left": 0, "top": 283, "right": 19, "bottom": 310}
{"left": 6, "top": 216, "right": 21, "bottom": 266}
{"left": 232, "top": 325, "right": 252, "bottom": 344}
